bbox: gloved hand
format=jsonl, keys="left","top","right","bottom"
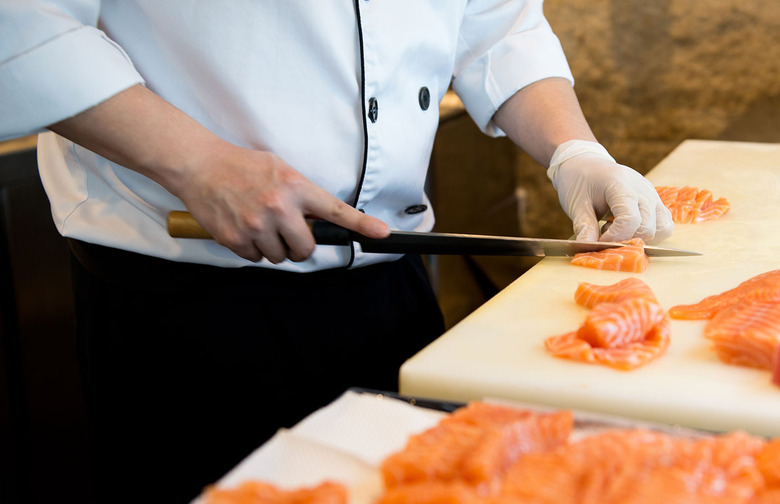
{"left": 547, "top": 140, "right": 674, "bottom": 244}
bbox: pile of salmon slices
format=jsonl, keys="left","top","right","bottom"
{"left": 670, "top": 269, "right": 780, "bottom": 382}
{"left": 544, "top": 277, "right": 670, "bottom": 370}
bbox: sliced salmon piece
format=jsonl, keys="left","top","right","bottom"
{"left": 444, "top": 402, "right": 573, "bottom": 489}
{"left": 574, "top": 276, "right": 658, "bottom": 308}
{"left": 704, "top": 300, "right": 780, "bottom": 370}
{"left": 374, "top": 401, "right": 779, "bottom": 503}
{"left": 773, "top": 344, "right": 780, "bottom": 388}
{"left": 571, "top": 238, "right": 649, "bottom": 273}
{"left": 381, "top": 421, "right": 485, "bottom": 487}
{"left": 500, "top": 428, "right": 767, "bottom": 503}
{"left": 374, "top": 481, "right": 481, "bottom": 504}
{"left": 545, "top": 317, "right": 670, "bottom": 371}
{"left": 380, "top": 403, "right": 571, "bottom": 491}
{"left": 546, "top": 278, "right": 669, "bottom": 370}
{"left": 441, "top": 401, "right": 532, "bottom": 428}
{"left": 669, "top": 270, "right": 780, "bottom": 320}
{"left": 544, "top": 331, "right": 598, "bottom": 364}
{"left": 593, "top": 317, "right": 671, "bottom": 370}
{"left": 655, "top": 185, "right": 731, "bottom": 224}
{"left": 202, "top": 480, "right": 347, "bottom": 504}
{"left": 577, "top": 297, "right": 667, "bottom": 348}
{"left": 757, "top": 439, "right": 780, "bottom": 488}
{"left": 755, "top": 489, "right": 780, "bottom": 504}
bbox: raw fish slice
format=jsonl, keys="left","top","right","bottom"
{"left": 574, "top": 277, "right": 658, "bottom": 308}
{"left": 704, "top": 300, "right": 780, "bottom": 370}
{"left": 591, "top": 317, "right": 670, "bottom": 370}
{"left": 655, "top": 185, "right": 731, "bottom": 223}
{"left": 757, "top": 439, "right": 780, "bottom": 487}
{"left": 381, "top": 421, "right": 483, "bottom": 487}
{"left": 459, "top": 411, "right": 573, "bottom": 488}
{"left": 203, "top": 480, "right": 347, "bottom": 504}
{"left": 577, "top": 297, "right": 667, "bottom": 348}
{"left": 546, "top": 277, "right": 668, "bottom": 370}
{"left": 440, "top": 401, "right": 532, "bottom": 427}
{"left": 499, "top": 429, "right": 767, "bottom": 503}
{"left": 570, "top": 238, "right": 649, "bottom": 273}
{"left": 774, "top": 345, "right": 780, "bottom": 388}
{"left": 669, "top": 270, "right": 780, "bottom": 320}
{"left": 544, "top": 332, "right": 597, "bottom": 364}
{"left": 375, "top": 481, "right": 480, "bottom": 504}
{"left": 380, "top": 403, "right": 571, "bottom": 489}
{"left": 545, "top": 317, "right": 670, "bottom": 371}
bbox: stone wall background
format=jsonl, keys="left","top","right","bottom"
{"left": 548, "top": 0, "right": 780, "bottom": 170}
{"left": 432, "top": 0, "right": 780, "bottom": 327}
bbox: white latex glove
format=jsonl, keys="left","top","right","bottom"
{"left": 547, "top": 140, "right": 674, "bottom": 244}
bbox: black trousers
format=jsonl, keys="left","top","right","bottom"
{"left": 69, "top": 240, "right": 444, "bottom": 503}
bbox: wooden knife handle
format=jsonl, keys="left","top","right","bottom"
{"left": 167, "top": 211, "right": 212, "bottom": 239}
{"left": 166, "top": 211, "right": 351, "bottom": 245}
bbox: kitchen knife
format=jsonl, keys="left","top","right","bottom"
{"left": 166, "top": 211, "right": 700, "bottom": 257}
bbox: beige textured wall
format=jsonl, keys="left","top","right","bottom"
{"left": 547, "top": 0, "right": 780, "bottom": 171}
{"left": 432, "top": 0, "right": 780, "bottom": 327}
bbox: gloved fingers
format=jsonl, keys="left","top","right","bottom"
{"left": 571, "top": 204, "right": 602, "bottom": 242}
{"left": 628, "top": 196, "right": 658, "bottom": 242}
{"left": 652, "top": 204, "right": 675, "bottom": 244}
{"left": 597, "top": 196, "right": 674, "bottom": 244}
{"left": 606, "top": 183, "right": 675, "bottom": 244}
{"left": 598, "top": 196, "right": 642, "bottom": 243}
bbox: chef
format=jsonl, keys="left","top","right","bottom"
{"left": 0, "top": 0, "right": 673, "bottom": 501}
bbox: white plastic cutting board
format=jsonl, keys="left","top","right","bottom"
{"left": 400, "top": 140, "right": 780, "bottom": 437}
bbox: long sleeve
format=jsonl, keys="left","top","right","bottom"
{"left": 452, "top": 0, "right": 574, "bottom": 137}
{"left": 0, "top": 0, "right": 144, "bottom": 141}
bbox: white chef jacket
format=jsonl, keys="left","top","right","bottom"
{"left": 0, "top": 0, "right": 573, "bottom": 271}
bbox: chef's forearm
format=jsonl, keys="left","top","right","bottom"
{"left": 492, "top": 77, "right": 598, "bottom": 166}
{"left": 47, "top": 83, "right": 222, "bottom": 197}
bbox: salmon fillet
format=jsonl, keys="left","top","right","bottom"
{"left": 574, "top": 277, "right": 658, "bottom": 308}
{"left": 669, "top": 270, "right": 780, "bottom": 320}
{"left": 376, "top": 481, "right": 481, "bottom": 504}
{"left": 577, "top": 297, "right": 667, "bottom": 348}
{"left": 207, "top": 401, "right": 780, "bottom": 504}
{"left": 545, "top": 278, "right": 670, "bottom": 370}
{"left": 774, "top": 344, "right": 780, "bottom": 388}
{"left": 655, "top": 185, "right": 731, "bottom": 223}
{"left": 203, "top": 480, "right": 347, "bottom": 504}
{"left": 704, "top": 300, "right": 780, "bottom": 370}
{"left": 758, "top": 439, "right": 780, "bottom": 487}
{"left": 570, "top": 238, "right": 649, "bottom": 273}
{"left": 379, "top": 402, "right": 572, "bottom": 491}
{"left": 499, "top": 429, "right": 768, "bottom": 504}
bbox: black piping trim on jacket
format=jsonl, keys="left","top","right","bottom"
{"left": 347, "top": 0, "right": 369, "bottom": 269}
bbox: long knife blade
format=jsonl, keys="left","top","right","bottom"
{"left": 310, "top": 220, "right": 700, "bottom": 258}
{"left": 166, "top": 211, "right": 700, "bottom": 257}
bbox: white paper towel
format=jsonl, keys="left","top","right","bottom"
{"left": 191, "top": 391, "right": 445, "bottom": 504}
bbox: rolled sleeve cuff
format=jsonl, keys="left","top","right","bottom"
{"left": 0, "top": 26, "right": 145, "bottom": 141}
{"left": 454, "top": 21, "right": 574, "bottom": 138}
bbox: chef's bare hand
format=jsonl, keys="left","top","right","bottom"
{"left": 177, "top": 145, "right": 389, "bottom": 263}
{"left": 547, "top": 140, "right": 674, "bottom": 244}
{"left": 44, "top": 84, "right": 388, "bottom": 262}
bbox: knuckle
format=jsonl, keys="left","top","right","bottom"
{"left": 290, "top": 243, "right": 316, "bottom": 262}
{"left": 241, "top": 213, "right": 267, "bottom": 234}
{"left": 266, "top": 252, "right": 286, "bottom": 264}
{"left": 279, "top": 168, "right": 307, "bottom": 188}
{"left": 261, "top": 194, "right": 287, "bottom": 216}
{"left": 215, "top": 229, "right": 243, "bottom": 250}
